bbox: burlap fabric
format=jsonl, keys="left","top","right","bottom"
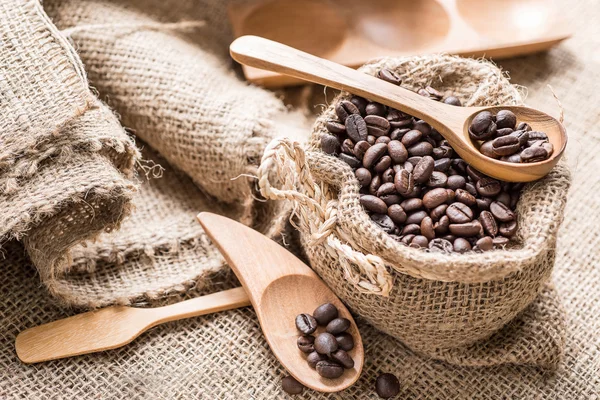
{"left": 1, "top": 0, "right": 599, "bottom": 398}
{"left": 257, "top": 56, "right": 571, "bottom": 359}
{"left": 0, "top": 0, "right": 140, "bottom": 302}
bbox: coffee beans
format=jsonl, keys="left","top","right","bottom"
{"left": 376, "top": 373, "right": 400, "bottom": 398}
{"left": 321, "top": 71, "right": 524, "bottom": 253}
{"left": 295, "top": 313, "right": 317, "bottom": 334}
{"left": 293, "top": 303, "right": 356, "bottom": 384}
{"left": 282, "top": 376, "right": 305, "bottom": 395}
{"left": 469, "top": 110, "right": 552, "bottom": 163}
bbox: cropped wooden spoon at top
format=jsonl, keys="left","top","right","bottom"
{"left": 230, "top": 35, "right": 567, "bottom": 182}
{"left": 16, "top": 213, "right": 364, "bottom": 393}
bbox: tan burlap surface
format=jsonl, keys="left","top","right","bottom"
{"left": 0, "top": 0, "right": 599, "bottom": 398}
{"left": 257, "top": 55, "right": 571, "bottom": 360}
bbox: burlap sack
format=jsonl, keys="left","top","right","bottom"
{"left": 258, "top": 55, "right": 571, "bottom": 361}
{"left": 0, "top": 0, "right": 140, "bottom": 301}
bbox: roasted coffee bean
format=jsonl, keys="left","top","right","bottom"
{"left": 476, "top": 177, "right": 501, "bottom": 197}
{"left": 407, "top": 156, "right": 423, "bottom": 166}
{"left": 423, "top": 188, "right": 449, "bottom": 209}
{"left": 443, "top": 96, "right": 462, "bottom": 106}
{"left": 335, "top": 100, "right": 360, "bottom": 122}
{"left": 371, "top": 214, "right": 396, "bottom": 233}
{"left": 341, "top": 138, "right": 355, "bottom": 155}
{"left": 408, "top": 141, "right": 433, "bottom": 157}
{"left": 511, "top": 130, "right": 530, "bottom": 147}
{"left": 454, "top": 237, "right": 472, "bottom": 252}
{"left": 425, "top": 86, "right": 443, "bottom": 100}
{"left": 307, "top": 351, "right": 328, "bottom": 369}
{"left": 388, "top": 204, "right": 407, "bottom": 225}
{"left": 501, "top": 153, "right": 522, "bottom": 163}
{"left": 492, "top": 135, "right": 520, "bottom": 156}
{"left": 353, "top": 140, "right": 371, "bottom": 160}
{"left": 427, "top": 171, "right": 448, "bottom": 188}
{"left": 326, "top": 318, "right": 351, "bottom": 335}
{"left": 401, "top": 130, "right": 422, "bottom": 147}
{"left": 413, "top": 120, "right": 432, "bottom": 136}
{"left": 330, "top": 349, "right": 355, "bottom": 369}
{"left": 381, "top": 194, "right": 402, "bottom": 206}
{"left": 297, "top": 335, "right": 315, "bottom": 353}
{"left": 316, "top": 360, "right": 344, "bottom": 379}
{"left": 455, "top": 188, "right": 477, "bottom": 206}
{"left": 446, "top": 202, "right": 473, "bottom": 223}
{"left": 499, "top": 220, "right": 518, "bottom": 237}
{"left": 388, "top": 110, "right": 412, "bottom": 128}
{"left": 475, "top": 236, "right": 494, "bottom": 251}
{"left": 517, "top": 121, "right": 532, "bottom": 131}
{"left": 282, "top": 376, "right": 304, "bottom": 395}
{"left": 451, "top": 158, "right": 468, "bottom": 174}
{"left": 496, "top": 127, "right": 514, "bottom": 137}
{"left": 387, "top": 140, "right": 408, "bottom": 164}
{"left": 339, "top": 153, "right": 361, "bottom": 168}
{"left": 360, "top": 195, "right": 388, "bottom": 214}
{"left": 365, "top": 115, "right": 391, "bottom": 137}
{"left": 378, "top": 68, "right": 402, "bottom": 85}
{"left": 336, "top": 333, "right": 355, "bottom": 351}
{"left": 362, "top": 143, "right": 388, "bottom": 169}
{"left": 429, "top": 238, "right": 453, "bottom": 252}
{"left": 400, "top": 234, "right": 415, "bottom": 244}
{"left": 495, "top": 192, "right": 511, "bottom": 207}
{"left": 434, "top": 157, "right": 451, "bottom": 172}
{"left": 405, "top": 210, "right": 428, "bottom": 225}
{"left": 350, "top": 96, "right": 368, "bottom": 115}
{"left": 376, "top": 136, "right": 391, "bottom": 144}
{"left": 366, "top": 102, "right": 386, "bottom": 116}
{"left": 421, "top": 217, "right": 435, "bottom": 240}
{"left": 430, "top": 204, "right": 448, "bottom": 220}
{"left": 295, "top": 313, "right": 317, "bottom": 334}
{"left": 382, "top": 168, "right": 395, "bottom": 183}
{"left": 390, "top": 128, "right": 410, "bottom": 141}
{"left": 401, "top": 224, "right": 421, "bottom": 235}
{"left": 490, "top": 201, "right": 515, "bottom": 222}
{"left": 377, "top": 182, "right": 396, "bottom": 197}
{"left": 521, "top": 146, "right": 549, "bottom": 162}
{"left": 469, "top": 111, "right": 496, "bottom": 140}
{"left": 480, "top": 140, "right": 499, "bottom": 158}
{"left": 369, "top": 175, "right": 382, "bottom": 195}
{"left": 408, "top": 235, "right": 429, "bottom": 248}
{"left": 434, "top": 215, "right": 450, "bottom": 235}
{"left": 313, "top": 303, "right": 338, "bottom": 326}
{"left": 466, "top": 165, "right": 488, "bottom": 182}
{"left": 321, "top": 134, "right": 341, "bottom": 155}
{"left": 449, "top": 220, "right": 483, "bottom": 237}
{"left": 446, "top": 188, "right": 456, "bottom": 203}
{"left": 355, "top": 168, "right": 372, "bottom": 187}
{"left": 528, "top": 131, "right": 548, "bottom": 141}
{"left": 367, "top": 135, "right": 376, "bottom": 145}
{"left": 326, "top": 120, "right": 346, "bottom": 134}
{"left": 447, "top": 174, "right": 466, "bottom": 190}
{"left": 493, "top": 236, "right": 510, "bottom": 246}
{"left": 345, "top": 114, "right": 368, "bottom": 143}
{"left": 376, "top": 373, "right": 400, "bottom": 399}
{"left": 314, "top": 332, "right": 338, "bottom": 355}
{"left": 395, "top": 169, "right": 414, "bottom": 195}
{"left": 413, "top": 156, "right": 435, "bottom": 184}
{"left": 374, "top": 155, "right": 392, "bottom": 173}
{"left": 495, "top": 110, "right": 517, "bottom": 129}
{"left": 479, "top": 210, "right": 498, "bottom": 236}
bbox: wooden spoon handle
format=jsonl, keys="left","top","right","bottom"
{"left": 230, "top": 35, "right": 455, "bottom": 127}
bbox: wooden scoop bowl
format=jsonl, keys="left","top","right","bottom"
{"left": 16, "top": 213, "right": 363, "bottom": 393}
{"left": 230, "top": 35, "right": 567, "bottom": 182}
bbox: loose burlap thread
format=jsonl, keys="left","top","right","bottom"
{"left": 257, "top": 55, "right": 571, "bottom": 361}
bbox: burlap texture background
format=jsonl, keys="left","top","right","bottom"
{"left": 0, "top": 0, "right": 599, "bottom": 398}
{"left": 256, "top": 55, "right": 570, "bottom": 356}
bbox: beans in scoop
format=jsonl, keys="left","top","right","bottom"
{"left": 320, "top": 69, "right": 523, "bottom": 252}
{"left": 288, "top": 302, "right": 355, "bottom": 390}
{"left": 469, "top": 110, "right": 553, "bottom": 163}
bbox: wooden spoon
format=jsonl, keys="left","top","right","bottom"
{"left": 230, "top": 35, "right": 567, "bottom": 182}
{"left": 16, "top": 212, "right": 364, "bottom": 393}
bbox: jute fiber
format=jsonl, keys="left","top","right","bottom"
{"left": 1, "top": 0, "right": 598, "bottom": 398}
{"left": 0, "top": 0, "right": 140, "bottom": 303}
{"left": 257, "top": 55, "right": 571, "bottom": 358}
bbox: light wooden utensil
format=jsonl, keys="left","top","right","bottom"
{"left": 230, "top": 35, "right": 567, "bottom": 182}
{"left": 228, "top": 0, "right": 572, "bottom": 87}
{"left": 16, "top": 212, "right": 364, "bottom": 393}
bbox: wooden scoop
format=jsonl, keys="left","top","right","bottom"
{"left": 230, "top": 35, "right": 567, "bottom": 182}
{"left": 16, "top": 213, "right": 363, "bottom": 393}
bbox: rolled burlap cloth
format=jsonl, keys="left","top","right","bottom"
{"left": 258, "top": 55, "right": 571, "bottom": 366}
{"left": 0, "top": 0, "right": 140, "bottom": 300}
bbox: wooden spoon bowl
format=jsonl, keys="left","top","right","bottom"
{"left": 230, "top": 35, "right": 567, "bottom": 182}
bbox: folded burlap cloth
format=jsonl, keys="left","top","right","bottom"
{"left": 2, "top": 0, "right": 599, "bottom": 398}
